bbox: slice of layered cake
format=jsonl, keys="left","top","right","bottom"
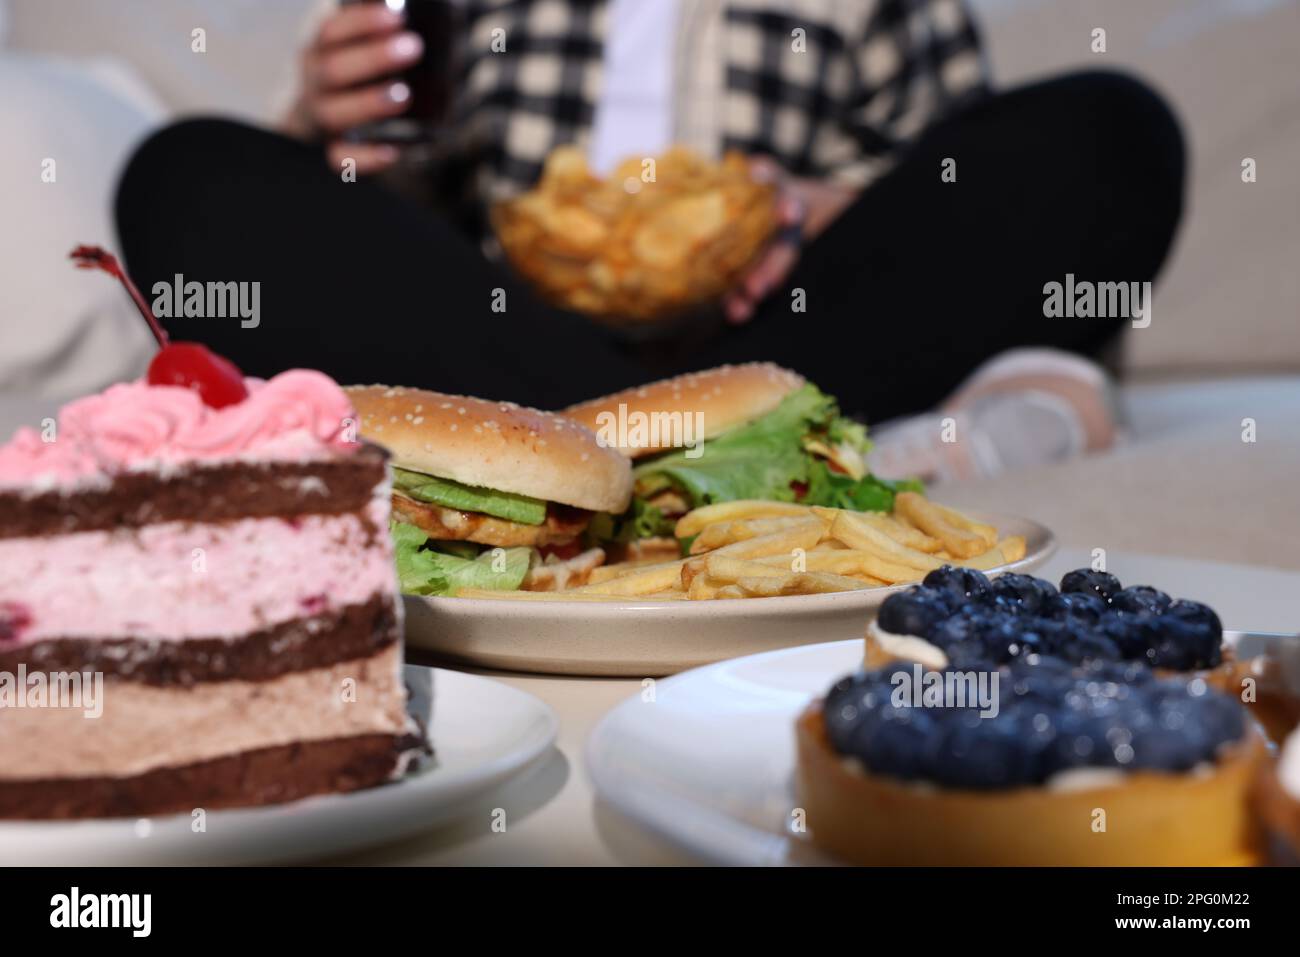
{"left": 0, "top": 368, "right": 424, "bottom": 818}
{"left": 0, "top": 248, "right": 424, "bottom": 818}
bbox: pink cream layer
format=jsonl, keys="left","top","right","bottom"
{"left": 0, "top": 494, "right": 395, "bottom": 645}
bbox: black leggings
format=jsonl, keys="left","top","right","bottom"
{"left": 115, "top": 70, "right": 1184, "bottom": 421}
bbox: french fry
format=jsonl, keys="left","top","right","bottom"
{"left": 930, "top": 501, "right": 998, "bottom": 548}
{"left": 683, "top": 521, "right": 828, "bottom": 586}
{"left": 586, "top": 559, "right": 665, "bottom": 584}
{"left": 852, "top": 510, "right": 943, "bottom": 553}
{"left": 953, "top": 545, "right": 1009, "bottom": 571}
{"left": 947, "top": 535, "right": 1026, "bottom": 571}
{"left": 688, "top": 523, "right": 733, "bottom": 554}
{"left": 756, "top": 549, "right": 925, "bottom": 585}
{"left": 567, "top": 559, "right": 687, "bottom": 596}
{"left": 531, "top": 494, "right": 1016, "bottom": 600}
{"left": 642, "top": 590, "right": 690, "bottom": 601}
{"left": 689, "top": 516, "right": 812, "bottom": 554}
{"left": 704, "top": 554, "right": 796, "bottom": 583}
{"left": 999, "top": 535, "right": 1027, "bottom": 562}
{"left": 893, "top": 492, "right": 987, "bottom": 559}
{"left": 827, "top": 511, "right": 944, "bottom": 572}
{"left": 674, "top": 500, "right": 824, "bottom": 539}
{"left": 688, "top": 574, "right": 722, "bottom": 600}
{"left": 734, "top": 571, "right": 873, "bottom": 597}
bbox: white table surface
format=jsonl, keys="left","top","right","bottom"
{"left": 327, "top": 546, "right": 1300, "bottom": 866}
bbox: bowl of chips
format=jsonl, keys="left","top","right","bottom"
{"left": 492, "top": 146, "right": 779, "bottom": 326}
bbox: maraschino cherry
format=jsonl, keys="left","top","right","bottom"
{"left": 70, "top": 245, "right": 249, "bottom": 408}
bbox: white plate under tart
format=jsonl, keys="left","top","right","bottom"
{"left": 586, "top": 638, "right": 1269, "bottom": 866}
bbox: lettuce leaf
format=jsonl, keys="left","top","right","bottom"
{"left": 631, "top": 383, "right": 845, "bottom": 507}
{"left": 391, "top": 521, "right": 532, "bottom": 596}
{"left": 598, "top": 383, "right": 919, "bottom": 543}
{"left": 826, "top": 415, "right": 869, "bottom": 455}
{"left": 588, "top": 498, "right": 678, "bottom": 544}
{"left": 392, "top": 467, "right": 546, "bottom": 525}
{"left": 803, "top": 459, "right": 923, "bottom": 512}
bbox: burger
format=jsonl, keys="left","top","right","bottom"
{"left": 562, "top": 363, "right": 919, "bottom": 555}
{"left": 347, "top": 385, "right": 633, "bottom": 594}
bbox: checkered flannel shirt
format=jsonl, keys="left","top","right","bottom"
{"left": 448, "top": 0, "right": 988, "bottom": 215}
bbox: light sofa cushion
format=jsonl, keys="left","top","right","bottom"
{"left": 972, "top": 0, "right": 1300, "bottom": 375}
{"left": 936, "top": 375, "right": 1300, "bottom": 570}
{"left": 4, "top": 0, "right": 330, "bottom": 123}
{"left": 0, "top": 54, "right": 164, "bottom": 396}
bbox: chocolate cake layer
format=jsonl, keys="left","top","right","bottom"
{"left": 0, "top": 443, "right": 387, "bottom": 538}
{"left": 0, "top": 732, "right": 424, "bottom": 819}
{"left": 0, "top": 593, "right": 399, "bottom": 686}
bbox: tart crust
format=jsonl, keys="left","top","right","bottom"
{"left": 795, "top": 704, "right": 1266, "bottom": 866}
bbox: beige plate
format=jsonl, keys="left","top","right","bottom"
{"left": 404, "top": 511, "right": 1055, "bottom": 677}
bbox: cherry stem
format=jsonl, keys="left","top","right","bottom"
{"left": 69, "top": 245, "right": 169, "bottom": 348}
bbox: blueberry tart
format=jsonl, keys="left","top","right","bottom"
{"left": 796, "top": 658, "right": 1265, "bottom": 865}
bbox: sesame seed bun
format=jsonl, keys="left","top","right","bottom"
{"left": 345, "top": 385, "right": 633, "bottom": 514}
{"left": 562, "top": 363, "right": 806, "bottom": 459}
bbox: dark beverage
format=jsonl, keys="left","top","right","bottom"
{"left": 342, "top": 0, "right": 461, "bottom": 145}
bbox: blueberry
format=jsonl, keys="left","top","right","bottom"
{"left": 928, "top": 613, "right": 980, "bottom": 651}
{"left": 1096, "top": 600, "right": 1223, "bottom": 671}
{"left": 1009, "top": 652, "right": 1077, "bottom": 683}
{"left": 937, "top": 642, "right": 982, "bottom": 670}
{"left": 974, "top": 613, "right": 1027, "bottom": 660}
{"left": 823, "top": 671, "right": 896, "bottom": 745}
{"left": 920, "top": 583, "right": 962, "bottom": 610}
{"left": 1183, "top": 683, "right": 1247, "bottom": 751}
{"left": 988, "top": 573, "right": 1057, "bottom": 614}
{"left": 860, "top": 715, "right": 942, "bottom": 780}
{"left": 1043, "top": 590, "right": 1109, "bottom": 626}
{"left": 1060, "top": 568, "right": 1123, "bottom": 603}
{"left": 929, "top": 716, "right": 1038, "bottom": 789}
{"left": 1053, "top": 629, "right": 1123, "bottom": 666}
{"left": 1097, "top": 613, "right": 1163, "bottom": 662}
{"left": 819, "top": 658, "right": 1246, "bottom": 789}
{"left": 823, "top": 670, "right": 942, "bottom": 780}
{"left": 1006, "top": 618, "right": 1059, "bottom": 659}
{"left": 877, "top": 588, "right": 952, "bottom": 638}
{"left": 922, "top": 565, "right": 992, "bottom": 603}
{"left": 1082, "top": 657, "right": 1154, "bottom": 687}
{"left": 1110, "top": 585, "right": 1172, "bottom": 616}
{"left": 1165, "top": 600, "right": 1223, "bottom": 656}
{"left": 1144, "top": 618, "right": 1199, "bottom": 671}
{"left": 1148, "top": 616, "right": 1221, "bottom": 670}
{"left": 1043, "top": 711, "right": 1118, "bottom": 775}
{"left": 937, "top": 609, "right": 1037, "bottom": 664}
{"left": 1125, "top": 691, "right": 1207, "bottom": 771}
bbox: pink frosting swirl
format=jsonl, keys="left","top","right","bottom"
{"left": 62, "top": 382, "right": 208, "bottom": 462}
{"left": 172, "top": 370, "right": 356, "bottom": 455}
{"left": 0, "top": 426, "right": 100, "bottom": 485}
{"left": 0, "top": 369, "right": 358, "bottom": 489}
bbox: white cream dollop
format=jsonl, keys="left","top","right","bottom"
{"left": 866, "top": 618, "right": 950, "bottom": 670}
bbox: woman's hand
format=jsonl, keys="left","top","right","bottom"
{"left": 723, "top": 157, "right": 858, "bottom": 324}
{"left": 281, "top": 3, "right": 425, "bottom": 175}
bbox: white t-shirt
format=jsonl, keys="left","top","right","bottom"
{"left": 586, "top": 0, "right": 679, "bottom": 174}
